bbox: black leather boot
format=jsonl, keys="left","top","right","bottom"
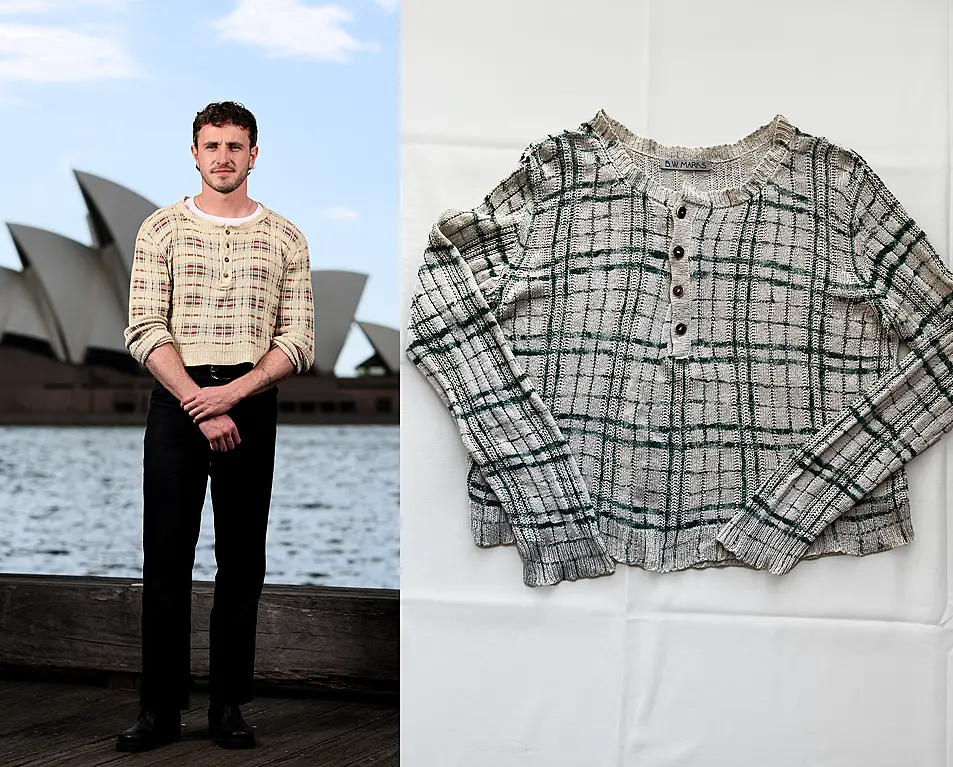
{"left": 208, "top": 704, "right": 256, "bottom": 748}
{"left": 116, "top": 708, "right": 181, "bottom": 752}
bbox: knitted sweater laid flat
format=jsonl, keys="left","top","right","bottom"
{"left": 406, "top": 110, "right": 953, "bottom": 587}
{"left": 124, "top": 197, "right": 315, "bottom": 373}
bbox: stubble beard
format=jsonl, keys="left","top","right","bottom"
{"left": 200, "top": 164, "right": 251, "bottom": 195}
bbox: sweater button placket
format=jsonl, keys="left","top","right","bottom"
{"left": 669, "top": 200, "right": 691, "bottom": 358}
{"left": 222, "top": 229, "right": 232, "bottom": 284}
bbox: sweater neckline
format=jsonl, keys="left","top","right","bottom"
{"left": 589, "top": 110, "right": 796, "bottom": 208}
{"left": 175, "top": 195, "right": 269, "bottom": 227}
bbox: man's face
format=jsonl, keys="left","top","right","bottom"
{"left": 191, "top": 122, "right": 258, "bottom": 194}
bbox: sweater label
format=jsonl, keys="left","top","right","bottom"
{"left": 661, "top": 158, "right": 711, "bottom": 171}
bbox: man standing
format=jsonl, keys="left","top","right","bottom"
{"left": 116, "top": 101, "right": 315, "bottom": 752}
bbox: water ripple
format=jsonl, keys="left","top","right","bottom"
{"left": 0, "top": 425, "right": 398, "bottom": 589}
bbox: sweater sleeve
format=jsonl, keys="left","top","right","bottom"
{"left": 404, "top": 150, "right": 615, "bottom": 587}
{"left": 271, "top": 233, "right": 315, "bottom": 374}
{"left": 717, "top": 159, "right": 953, "bottom": 574}
{"left": 123, "top": 221, "right": 175, "bottom": 366}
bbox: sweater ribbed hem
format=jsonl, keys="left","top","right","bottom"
{"left": 468, "top": 481, "right": 914, "bottom": 575}
{"left": 173, "top": 341, "right": 262, "bottom": 368}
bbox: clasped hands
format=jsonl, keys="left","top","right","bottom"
{"left": 180, "top": 384, "right": 242, "bottom": 452}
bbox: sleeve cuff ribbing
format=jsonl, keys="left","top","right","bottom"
{"left": 518, "top": 537, "right": 617, "bottom": 587}
{"left": 483, "top": 451, "right": 616, "bottom": 587}
{"left": 125, "top": 331, "right": 174, "bottom": 367}
{"left": 715, "top": 497, "right": 810, "bottom": 575}
{"left": 272, "top": 336, "right": 312, "bottom": 374}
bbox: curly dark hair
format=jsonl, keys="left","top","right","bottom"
{"left": 192, "top": 101, "right": 258, "bottom": 148}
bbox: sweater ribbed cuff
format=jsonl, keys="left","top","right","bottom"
{"left": 518, "top": 536, "right": 616, "bottom": 587}
{"left": 715, "top": 497, "right": 810, "bottom": 576}
{"left": 483, "top": 452, "right": 616, "bottom": 587}
{"left": 127, "top": 331, "right": 174, "bottom": 366}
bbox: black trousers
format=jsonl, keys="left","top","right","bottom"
{"left": 138, "top": 363, "right": 278, "bottom": 711}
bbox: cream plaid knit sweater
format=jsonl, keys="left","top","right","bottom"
{"left": 124, "top": 197, "right": 315, "bottom": 373}
{"left": 406, "top": 111, "right": 953, "bottom": 587}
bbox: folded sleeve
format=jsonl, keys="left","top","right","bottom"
{"left": 271, "top": 232, "right": 315, "bottom": 374}
{"left": 123, "top": 221, "right": 175, "bottom": 365}
{"left": 718, "top": 158, "right": 953, "bottom": 574}
{"left": 405, "top": 149, "right": 615, "bottom": 587}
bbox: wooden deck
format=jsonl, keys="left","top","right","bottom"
{"left": 0, "top": 575, "right": 399, "bottom": 765}
{"left": 0, "top": 678, "right": 398, "bottom": 766}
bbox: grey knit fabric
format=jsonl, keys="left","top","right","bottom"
{"left": 406, "top": 111, "right": 953, "bottom": 587}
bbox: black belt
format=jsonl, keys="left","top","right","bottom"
{"left": 186, "top": 362, "right": 254, "bottom": 381}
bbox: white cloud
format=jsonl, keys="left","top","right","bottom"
{"left": 213, "top": 0, "right": 377, "bottom": 62}
{"left": 321, "top": 206, "right": 359, "bottom": 221}
{"left": 372, "top": 0, "right": 398, "bottom": 11}
{"left": 0, "top": 24, "right": 135, "bottom": 83}
{"left": 0, "top": 0, "right": 129, "bottom": 12}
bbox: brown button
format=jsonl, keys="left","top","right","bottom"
{"left": 225, "top": 229, "right": 231, "bottom": 235}
{"left": 224, "top": 272, "right": 229, "bottom": 278}
{"left": 224, "top": 257, "right": 230, "bottom": 262}
{"left": 226, "top": 243, "right": 230, "bottom": 248}
{"left": 675, "top": 323, "right": 687, "bottom": 336}
{"left": 672, "top": 285, "right": 684, "bottom": 297}
{"left": 677, "top": 206, "right": 687, "bottom": 219}
{"left": 672, "top": 246, "right": 684, "bottom": 259}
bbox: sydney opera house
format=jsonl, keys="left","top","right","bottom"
{"left": 0, "top": 171, "right": 398, "bottom": 425}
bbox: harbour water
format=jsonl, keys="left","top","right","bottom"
{"left": 0, "top": 425, "right": 398, "bottom": 589}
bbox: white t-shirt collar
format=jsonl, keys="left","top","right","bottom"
{"left": 185, "top": 195, "right": 262, "bottom": 224}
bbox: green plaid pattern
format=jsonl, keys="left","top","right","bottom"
{"left": 125, "top": 197, "right": 315, "bottom": 373}
{"left": 406, "top": 111, "right": 950, "bottom": 586}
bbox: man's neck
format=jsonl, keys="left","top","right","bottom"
{"left": 194, "top": 190, "right": 257, "bottom": 218}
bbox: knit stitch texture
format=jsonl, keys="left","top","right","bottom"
{"left": 125, "top": 197, "right": 315, "bottom": 373}
{"left": 406, "top": 111, "right": 953, "bottom": 587}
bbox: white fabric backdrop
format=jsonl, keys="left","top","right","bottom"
{"left": 400, "top": 1, "right": 953, "bottom": 764}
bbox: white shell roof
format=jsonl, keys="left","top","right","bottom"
{"left": 356, "top": 321, "right": 399, "bottom": 375}
{"left": 7, "top": 224, "right": 126, "bottom": 363}
{"left": 74, "top": 170, "right": 158, "bottom": 286}
{"left": 0, "top": 265, "right": 66, "bottom": 360}
{"left": 312, "top": 270, "right": 368, "bottom": 374}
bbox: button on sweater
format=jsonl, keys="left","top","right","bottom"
{"left": 406, "top": 111, "right": 953, "bottom": 587}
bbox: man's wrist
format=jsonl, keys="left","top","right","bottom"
{"left": 178, "top": 384, "right": 202, "bottom": 404}
{"left": 233, "top": 367, "right": 276, "bottom": 400}
{"left": 226, "top": 378, "right": 249, "bottom": 403}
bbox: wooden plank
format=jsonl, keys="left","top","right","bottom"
{"left": 0, "top": 575, "right": 397, "bottom": 688}
{"left": 191, "top": 584, "right": 398, "bottom": 685}
{"left": 266, "top": 710, "right": 400, "bottom": 767}
{"left": 0, "top": 685, "right": 134, "bottom": 765}
{"left": 0, "top": 684, "right": 128, "bottom": 738}
{"left": 0, "top": 680, "right": 397, "bottom": 767}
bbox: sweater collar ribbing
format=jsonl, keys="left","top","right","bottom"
{"left": 588, "top": 110, "right": 796, "bottom": 208}
{"left": 174, "top": 195, "right": 270, "bottom": 228}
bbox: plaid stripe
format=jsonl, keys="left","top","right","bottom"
{"left": 124, "top": 198, "right": 315, "bottom": 373}
{"left": 406, "top": 111, "right": 950, "bottom": 586}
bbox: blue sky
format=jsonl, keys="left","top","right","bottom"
{"left": 0, "top": 0, "right": 398, "bottom": 375}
